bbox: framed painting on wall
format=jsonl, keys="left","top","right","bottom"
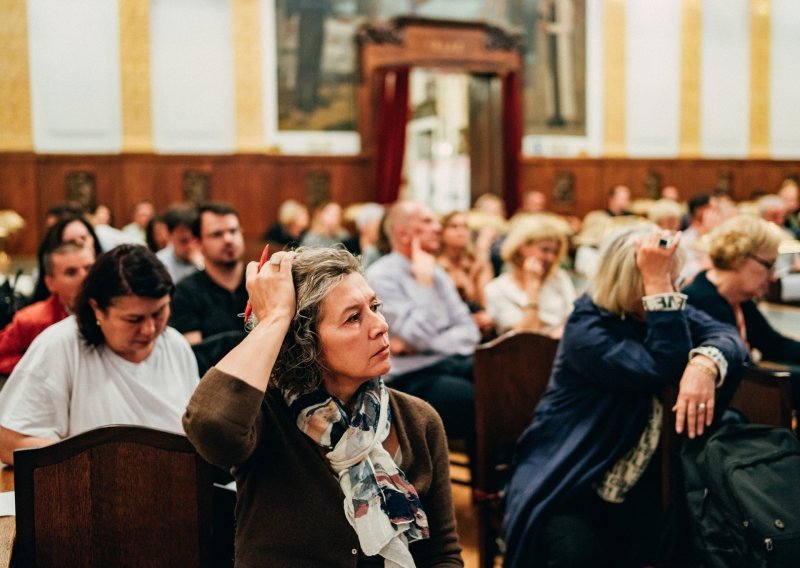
{"left": 265, "top": 0, "right": 588, "bottom": 155}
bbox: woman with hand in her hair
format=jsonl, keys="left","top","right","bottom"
{"left": 183, "top": 246, "right": 462, "bottom": 567}
{"left": 484, "top": 214, "right": 576, "bottom": 337}
{"left": 0, "top": 245, "right": 198, "bottom": 465}
{"left": 503, "top": 225, "right": 746, "bottom": 568}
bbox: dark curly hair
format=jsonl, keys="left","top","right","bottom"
{"left": 269, "top": 246, "right": 362, "bottom": 397}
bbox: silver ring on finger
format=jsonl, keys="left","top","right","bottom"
{"left": 698, "top": 402, "right": 707, "bottom": 411}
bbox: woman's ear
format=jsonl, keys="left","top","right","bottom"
{"left": 88, "top": 299, "right": 102, "bottom": 322}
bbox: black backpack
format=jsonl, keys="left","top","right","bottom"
{"left": 681, "top": 423, "right": 800, "bottom": 568}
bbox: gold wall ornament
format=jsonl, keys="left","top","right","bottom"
{"left": 749, "top": 0, "right": 771, "bottom": 157}
{"left": 233, "top": 0, "right": 265, "bottom": 151}
{"left": 0, "top": 0, "right": 33, "bottom": 151}
{"left": 644, "top": 171, "right": 663, "bottom": 200}
{"left": 119, "top": 0, "right": 153, "bottom": 152}
{"left": 66, "top": 172, "right": 97, "bottom": 212}
{"left": 182, "top": 171, "right": 211, "bottom": 204}
{"left": 553, "top": 172, "right": 575, "bottom": 205}
{"left": 603, "top": 0, "right": 626, "bottom": 156}
{"left": 679, "top": 0, "right": 702, "bottom": 157}
{"left": 306, "top": 170, "right": 331, "bottom": 210}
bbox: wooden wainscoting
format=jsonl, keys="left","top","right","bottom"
{"left": 0, "top": 152, "right": 372, "bottom": 255}
{"left": 1, "top": 152, "right": 799, "bottom": 256}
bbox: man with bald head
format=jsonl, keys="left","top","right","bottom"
{"left": 366, "top": 201, "right": 480, "bottom": 441}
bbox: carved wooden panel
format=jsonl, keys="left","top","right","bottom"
{"left": 2, "top": 153, "right": 799, "bottom": 256}
{"left": 358, "top": 17, "right": 523, "bottom": 205}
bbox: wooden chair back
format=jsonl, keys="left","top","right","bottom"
{"left": 14, "top": 425, "right": 216, "bottom": 568}
{"left": 472, "top": 331, "right": 560, "bottom": 568}
{"left": 729, "top": 364, "right": 793, "bottom": 428}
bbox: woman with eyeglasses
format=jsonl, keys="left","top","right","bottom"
{"left": 682, "top": 215, "right": 800, "bottom": 364}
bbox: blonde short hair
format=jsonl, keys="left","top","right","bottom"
{"left": 648, "top": 199, "right": 683, "bottom": 225}
{"left": 278, "top": 200, "right": 308, "bottom": 226}
{"left": 589, "top": 223, "right": 684, "bottom": 316}
{"left": 500, "top": 214, "right": 570, "bottom": 276}
{"left": 707, "top": 215, "right": 783, "bottom": 270}
{"left": 473, "top": 193, "right": 507, "bottom": 218}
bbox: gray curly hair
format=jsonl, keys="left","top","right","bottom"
{"left": 270, "top": 246, "right": 362, "bottom": 396}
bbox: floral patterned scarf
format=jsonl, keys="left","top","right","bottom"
{"left": 285, "top": 378, "right": 429, "bottom": 567}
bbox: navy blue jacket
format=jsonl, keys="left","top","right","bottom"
{"left": 503, "top": 294, "right": 747, "bottom": 567}
{"left": 684, "top": 270, "right": 800, "bottom": 363}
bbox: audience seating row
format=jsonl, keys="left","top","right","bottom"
{"left": 0, "top": 333, "right": 794, "bottom": 567}
{"left": 10, "top": 426, "right": 234, "bottom": 568}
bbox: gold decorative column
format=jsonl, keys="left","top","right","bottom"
{"left": 119, "top": 0, "right": 152, "bottom": 152}
{"left": 749, "top": 0, "right": 771, "bottom": 157}
{"left": 679, "top": 0, "right": 702, "bottom": 157}
{"left": 603, "top": 0, "right": 626, "bottom": 156}
{"left": 233, "top": 0, "right": 264, "bottom": 152}
{"left": 0, "top": 0, "right": 32, "bottom": 151}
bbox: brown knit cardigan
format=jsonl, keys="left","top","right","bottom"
{"left": 183, "top": 368, "right": 464, "bottom": 568}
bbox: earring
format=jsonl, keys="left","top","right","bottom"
{"left": 96, "top": 319, "right": 101, "bottom": 326}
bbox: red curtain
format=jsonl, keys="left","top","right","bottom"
{"left": 374, "top": 68, "right": 410, "bottom": 204}
{"left": 502, "top": 71, "right": 522, "bottom": 215}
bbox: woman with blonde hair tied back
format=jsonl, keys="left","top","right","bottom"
{"left": 503, "top": 224, "right": 746, "bottom": 567}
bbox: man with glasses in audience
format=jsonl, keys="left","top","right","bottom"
{"left": 169, "top": 203, "right": 248, "bottom": 373}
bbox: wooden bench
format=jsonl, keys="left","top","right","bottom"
{"left": 13, "top": 425, "right": 225, "bottom": 567}
{"left": 472, "top": 331, "right": 560, "bottom": 568}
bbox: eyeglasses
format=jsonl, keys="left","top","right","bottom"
{"left": 749, "top": 255, "right": 776, "bottom": 272}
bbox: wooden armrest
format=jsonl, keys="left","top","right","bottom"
{"left": 729, "top": 364, "right": 793, "bottom": 429}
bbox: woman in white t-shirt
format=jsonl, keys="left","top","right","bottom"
{"left": 0, "top": 244, "right": 198, "bottom": 465}
{"left": 485, "top": 214, "right": 576, "bottom": 337}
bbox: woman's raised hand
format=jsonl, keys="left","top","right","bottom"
{"left": 635, "top": 231, "right": 681, "bottom": 295}
{"left": 521, "top": 256, "right": 545, "bottom": 292}
{"left": 410, "top": 235, "right": 436, "bottom": 286}
{"left": 218, "top": 250, "right": 297, "bottom": 391}
{"left": 246, "top": 250, "right": 297, "bottom": 325}
{"left": 474, "top": 227, "right": 496, "bottom": 261}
